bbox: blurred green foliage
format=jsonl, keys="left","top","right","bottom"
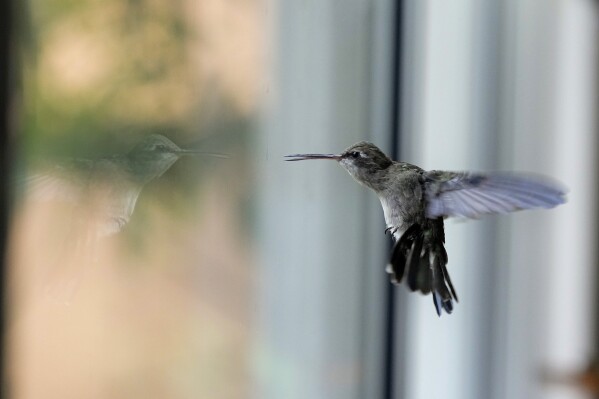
{"left": 19, "top": 0, "right": 256, "bottom": 160}
{"left": 17, "top": 0, "right": 260, "bottom": 243}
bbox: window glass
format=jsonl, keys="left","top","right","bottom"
{"left": 7, "top": 1, "right": 391, "bottom": 398}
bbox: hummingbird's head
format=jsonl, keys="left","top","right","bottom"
{"left": 338, "top": 142, "right": 393, "bottom": 184}
{"left": 127, "top": 134, "right": 227, "bottom": 183}
{"left": 128, "top": 135, "right": 185, "bottom": 182}
{"left": 285, "top": 141, "right": 392, "bottom": 190}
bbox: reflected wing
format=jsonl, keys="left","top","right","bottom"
{"left": 424, "top": 171, "right": 567, "bottom": 219}
{"left": 25, "top": 159, "right": 94, "bottom": 202}
{"left": 25, "top": 158, "right": 141, "bottom": 236}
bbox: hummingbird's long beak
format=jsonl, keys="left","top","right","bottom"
{"left": 284, "top": 153, "right": 341, "bottom": 161}
{"left": 175, "top": 149, "right": 229, "bottom": 158}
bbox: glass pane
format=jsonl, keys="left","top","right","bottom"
{"left": 7, "top": 1, "right": 391, "bottom": 398}
{"left": 9, "top": 1, "right": 263, "bottom": 398}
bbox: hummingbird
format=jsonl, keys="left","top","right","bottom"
{"left": 285, "top": 142, "right": 566, "bottom": 316}
{"left": 27, "top": 134, "right": 227, "bottom": 237}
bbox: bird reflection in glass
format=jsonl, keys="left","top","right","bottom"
{"left": 27, "top": 134, "right": 227, "bottom": 238}
{"left": 20, "top": 134, "right": 226, "bottom": 301}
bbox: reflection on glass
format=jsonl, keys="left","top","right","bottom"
{"left": 7, "top": 0, "right": 386, "bottom": 398}
{"left": 27, "top": 134, "right": 227, "bottom": 238}
{"left": 8, "top": 0, "right": 262, "bottom": 397}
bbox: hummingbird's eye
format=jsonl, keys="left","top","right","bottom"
{"left": 349, "top": 151, "right": 361, "bottom": 159}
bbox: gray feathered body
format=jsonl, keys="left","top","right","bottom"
{"left": 375, "top": 162, "right": 430, "bottom": 240}
{"left": 353, "top": 160, "right": 456, "bottom": 313}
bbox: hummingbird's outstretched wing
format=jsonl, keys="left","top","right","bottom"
{"left": 25, "top": 159, "right": 94, "bottom": 202}
{"left": 424, "top": 171, "right": 567, "bottom": 219}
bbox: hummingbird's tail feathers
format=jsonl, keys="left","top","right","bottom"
{"left": 433, "top": 292, "right": 453, "bottom": 315}
{"left": 406, "top": 234, "right": 429, "bottom": 293}
{"left": 389, "top": 224, "right": 420, "bottom": 284}
{"left": 442, "top": 261, "right": 458, "bottom": 301}
{"left": 431, "top": 252, "right": 457, "bottom": 316}
{"left": 388, "top": 223, "right": 457, "bottom": 316}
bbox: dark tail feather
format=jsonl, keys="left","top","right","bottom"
{"left": 431, "top": 253, "right": 455, "bottom": 316}
{"left": 406, "top": 234, "right": 424, "bottom": 291}
{"left": 388, "top": 224, "right": 420, "bottom": 284}
{"left": 441, "top": 263, "right": 458, "bottom": 303}
{"left": 388, "top": 223, "right": 458, "bottom": 316}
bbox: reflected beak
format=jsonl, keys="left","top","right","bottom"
{"left": 284, "top": 153, "right": 341, "bottom": 161}
{"left": 175, "top": 149, "right": 229, "bottom": 158}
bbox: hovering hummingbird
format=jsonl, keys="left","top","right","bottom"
{"left": 27, "top": 134, "right": 227, "bottom": 237}
{"left": 286, "top": 142, "right": 566, "bottom": 316}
